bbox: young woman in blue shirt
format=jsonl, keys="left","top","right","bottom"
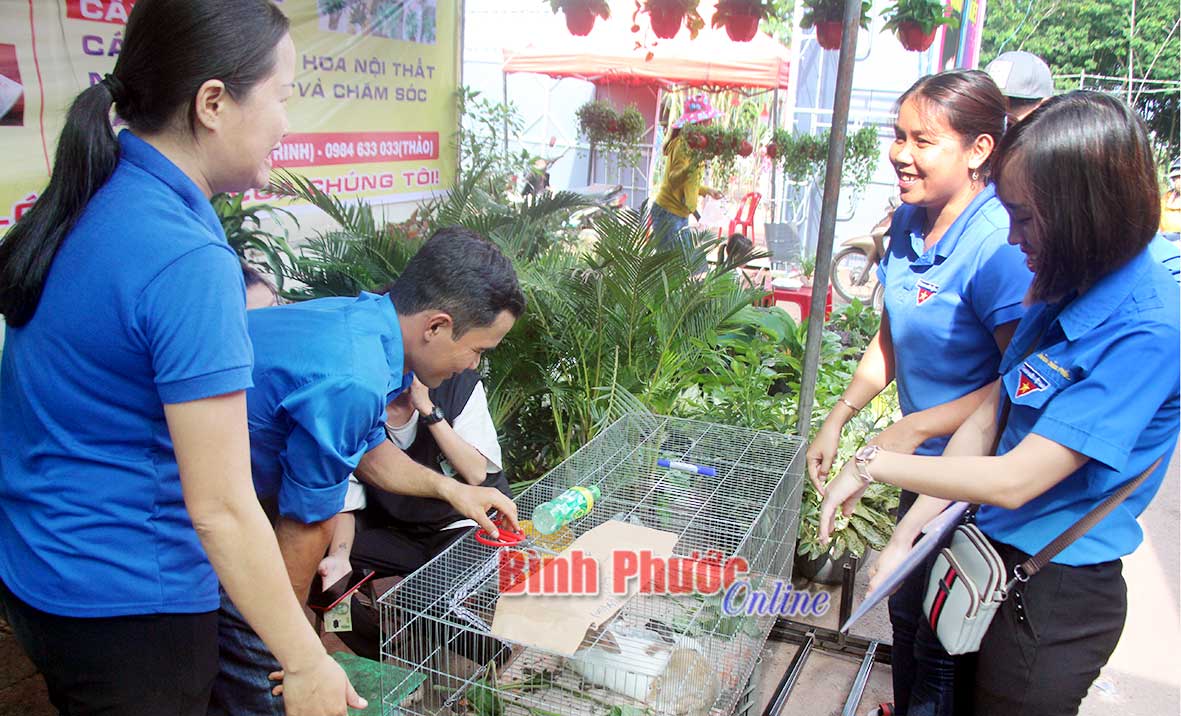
{"left": 0, "top": 1, "right": 362, "bottom": 714}
{"left": 820, "top": 92, "right": 1179, "bottom": 716}
{"left": 806, "top": 71, "right": 1032, "bottom": 716}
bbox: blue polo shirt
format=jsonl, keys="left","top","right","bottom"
{"left": 0, "top": 131, "right": 253, "bottom": 617}
{"left": 978, "top": 248, "right": 1180, "bottom": 565}
{"left": 246, "top": 292, "right": 411, "bottom": 524}
{"left": 877, "top": 185, "right": 1033, "bottom": 455}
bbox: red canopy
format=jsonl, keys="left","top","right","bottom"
{"left": 502, "top": 2, "right": 790, "bottom": 90}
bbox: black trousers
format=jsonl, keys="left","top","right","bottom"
{"left": 350, "top": 522, "right": 465, "bottom": 578}
{"left": 970, "top": 540, "right": 1127, "bottom": 716}
{"left": 341, "top": 524, "right": 505, "bottom": 666}
{"left": 0, "top": 579, "right": 218, "bottom": 716}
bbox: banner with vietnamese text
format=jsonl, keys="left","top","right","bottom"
{"left": 0, "top": 0, "right": 460, "bottom": 229}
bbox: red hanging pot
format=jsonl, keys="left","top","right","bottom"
{"left": 648, "top": 8, "right": 684, "bottom": 39}
{"left": 723, "top": 13, "right": 760, "bottom": 42}
{"left": 564, "top": 6, "right": 597, "bottom": 36}
{"left": 897, "top": 21, "right": 937, "bottom": 51}
{"left": 815, "top": 21, "right": 843, "bottom": 50}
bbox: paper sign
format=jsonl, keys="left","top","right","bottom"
{"left": 840, "top": 501, "right": 969, "bottom": 633}
{"left": 491, "top": 520, "right": 679, "bottom": 656}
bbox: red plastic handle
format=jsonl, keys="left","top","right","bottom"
{"left": 475, "top": 526, "right": 526, "bottom": 548}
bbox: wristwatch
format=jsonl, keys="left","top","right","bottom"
{"left": 419, "top": 406, "right": 446, "bottom": 426}
{"left": 853, "top": 445, "right": 881, "bottom": 484}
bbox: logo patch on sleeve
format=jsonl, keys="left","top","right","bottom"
{"left": 916, "top": 279, "right": 939, "bottom": 305}
{"left": 1016, "top": 362, "right": 1050, "bottom": 398}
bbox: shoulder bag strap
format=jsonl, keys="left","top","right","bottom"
{"left": 1013, "top": 455, "right": 1165, "bottom": 583}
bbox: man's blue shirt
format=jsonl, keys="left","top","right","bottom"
{"left": 978, "top": 248, "right": 1180, "bottom": 565}
{"left": 246, "top": 293, "right": 410, "bottom": 524}
{"left": 0, "top": 131, "right": 252, "bottom": 617}
{"left": 878, "top": 185, "right": 1033, "bottom": 455}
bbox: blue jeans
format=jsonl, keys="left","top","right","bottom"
{"left": 208, "top": 587, "right": 286, "bottom": 716}
{"left": 651, "top": 203, "right": 708, "bottom": 273}
{"left": 650, "top": 202, "right": 690, "bottom": 252}
{"left": 887, "top": 490, "right": 958, "bottom": 716}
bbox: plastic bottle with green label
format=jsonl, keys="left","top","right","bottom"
{"left": 531, "top": 485, "right": 601, "bottom": 535}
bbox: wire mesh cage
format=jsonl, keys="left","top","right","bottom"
{"left": 379, "top": 412, "right": 806, "bottom": 716}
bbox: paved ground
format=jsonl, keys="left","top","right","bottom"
{"left": 1, "top": 449, "right": 1177, "bottom": 715}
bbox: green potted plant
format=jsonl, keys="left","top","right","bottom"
{"left": 767, "top": 125, "right": 880, "bottom": 196}
{"left": 710, "top": 0, "right": 776, "bottom": 42}
{"left": 576, "top": 100, "right": 646, "bottom": 169}
{"left": 799, "top": 252, "right": 817, "bottom": 285}
{"left": 799, "top": 0, "right": 872, "bottom": 51}
{"left": 881, "top": 0, "right": 957, "bottom": 51}
{"left": 795, "top": 389, "right": 901, "bottom": 584}
{"left": 681, "top": 123, "right": 754, "bottom": 188}
{"left": 797, "top": 482, "right": 899, "bottom": 583}
{"left": 639, "top": 0, "right": 705, "bottom": 39}
{"left": 762, "top": 126, "right": 878, "bottom": 267}
{"left": 682, "top": 124, "right": 750, "bottom": 161}
{"left": 548, "top": 0, "right": 611, "bottom": 36}
{"left": 211, "top": 192, "right": 297, "bottom": 292}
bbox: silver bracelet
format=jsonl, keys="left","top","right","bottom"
{"left": 838, "top": 397, "right": 861, "bottom": 414}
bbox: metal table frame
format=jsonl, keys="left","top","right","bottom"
{"left": 761, "top": 558, "right": 893, "bottom": 716}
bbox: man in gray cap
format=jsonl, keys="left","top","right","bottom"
{"left": 986, "top": 50, "right": 1054, "bottom": 120}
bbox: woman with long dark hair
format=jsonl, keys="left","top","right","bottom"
{"left": 0, "top": 1, "right": 361, "bottom": 713}
{"left": 806, "top": 70, "right": 1033, "bottom": 715}
{"left": 820, "top": 91, "right": 1179, "bottom": 716}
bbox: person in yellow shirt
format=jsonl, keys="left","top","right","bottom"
{"left": 1162, "top": 159, "right": 1181, "bottom": 242}
{"left": 651, "top": 94, "right": 724, "bottom": 252}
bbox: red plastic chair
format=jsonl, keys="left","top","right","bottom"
{"left": 726, "top": 192, "right": 762, "bottom": 240}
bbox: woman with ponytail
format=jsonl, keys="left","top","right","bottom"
{"left": 0, "top": 2, "right": 363, "bottom": 714}
{"left": 806, "top": 70, "right": 1032, "bottom": 716}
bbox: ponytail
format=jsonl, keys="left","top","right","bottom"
{"left": 0, "top": 81, "right": 120, "bottom": 326}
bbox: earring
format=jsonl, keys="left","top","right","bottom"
{"left": 971, "top": 168, "right": 980, "bottom": 182}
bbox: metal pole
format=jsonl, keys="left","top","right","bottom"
{"left": 1128, "top": 0, "right": 1136, "bottom": 105}
{"left": 842, "top": 641, "right": 881, "bottom": 716}
{"left": 502, "top": 71, "right": 510, "bottom": 156}
{"left": 770, "top": 88, "right": 779, "bottom": 223}
{"left": 795, "top": 0, "right": 861, "bottom": 438}
{"left": 762, "top": 631, "right": 815, "bottom": 716}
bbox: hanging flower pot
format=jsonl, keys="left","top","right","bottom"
{"left": 576, "top": 100, "right": 646, "bottom": 170}
{"left": 724, "top": 13, "right": 759, "bottom": 41}
{"left": 547, "top": 0, "right": 610, "bottom": 37}
{"left": 564, "top": 6, "right": 597, "bottom": 35}
{"left": 711, "top": 2, "right": 775, "bottom": 43}
{"left": 881, "top": 0, "right": 957, "bottom": 53}
{"left": 799, "top": 0, "right": 873, "bottom": 51}
{"left": 648, "top": 7, "right": 685, "bottom": 38}
{"left": 640, "top": 1, "right": 706, "bottom": 40}
{"left": 815, "top": 20, "right": 843, "bottom": 49}
{"left": 896, "top": 21, "right": 937, "bottom": 51}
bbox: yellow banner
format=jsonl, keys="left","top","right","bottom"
{"left": 0, "top": 0, "right": 459, "bottom": 229}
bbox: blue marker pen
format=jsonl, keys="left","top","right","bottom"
{"left": 657, "top": 458, "right": 717, "bottom": 477}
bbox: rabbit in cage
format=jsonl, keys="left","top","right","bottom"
{"left": 571, "top": 624, "right": 719, "bottom": 715}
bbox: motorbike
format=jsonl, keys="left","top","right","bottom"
{"left": 830, "top": 198, "right": 898, "bottom": 311}
{"left": 519, "top": 143, "right": 626, "bottom": 228}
